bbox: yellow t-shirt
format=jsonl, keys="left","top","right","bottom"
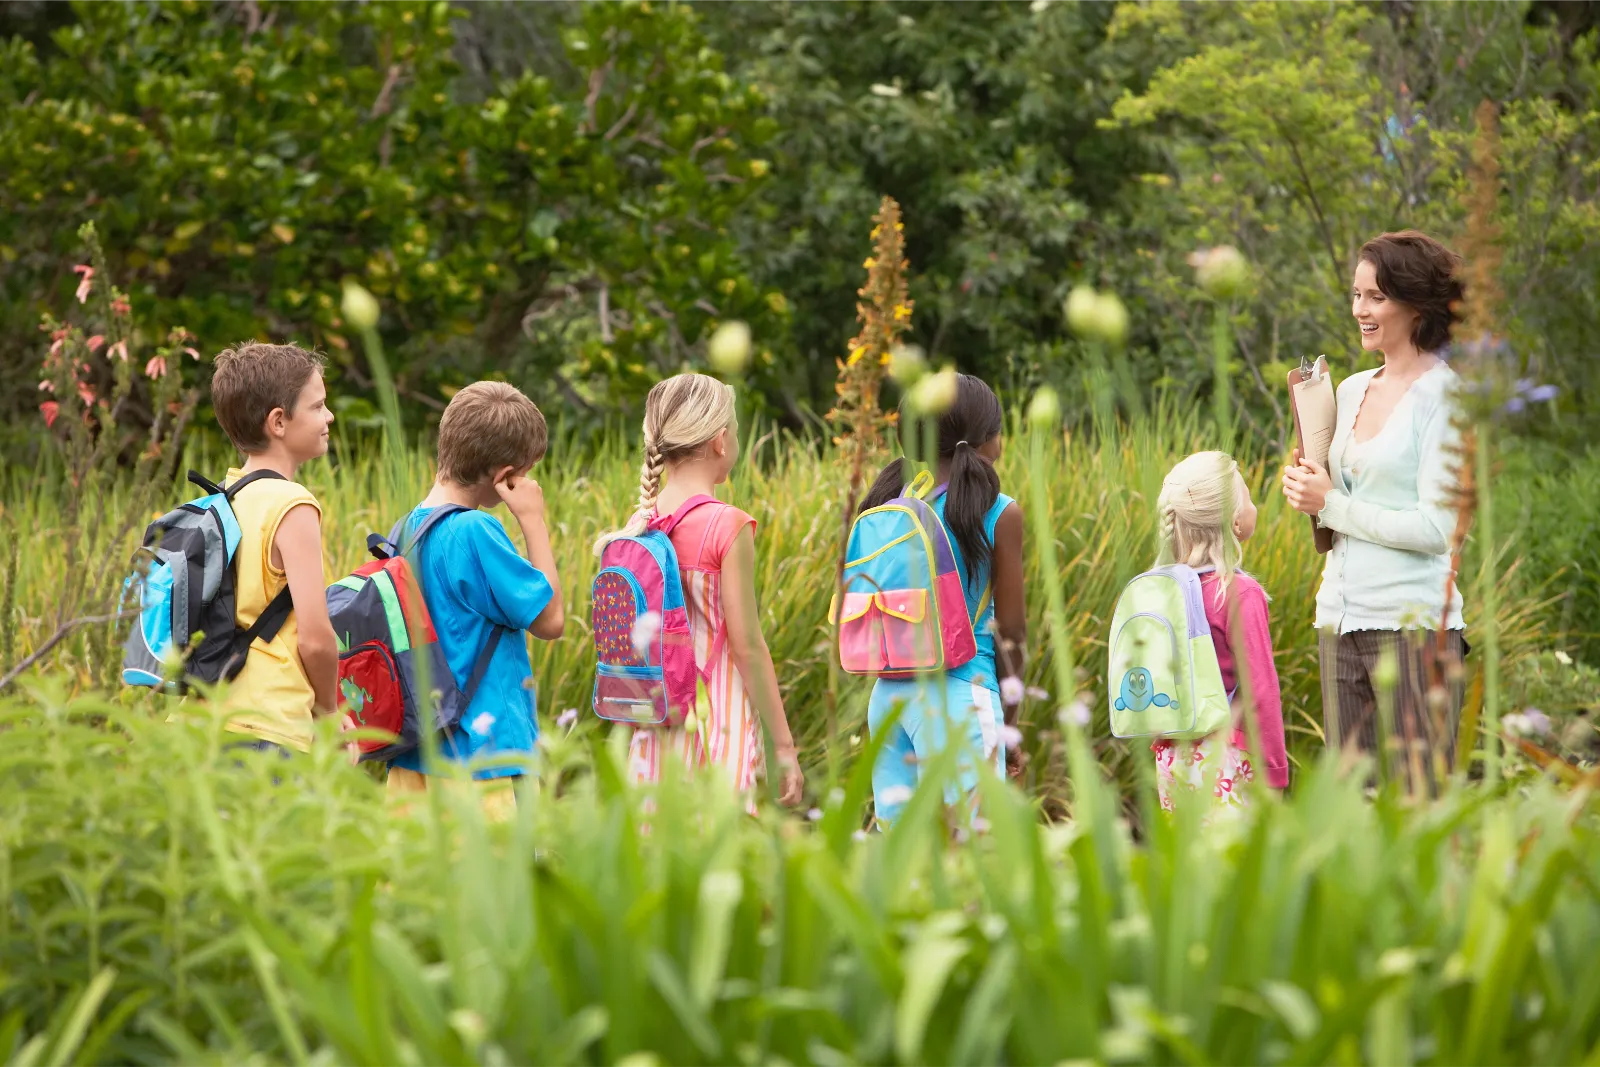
{"left": 219, "top": 468, "right": 322, "bottom": 751}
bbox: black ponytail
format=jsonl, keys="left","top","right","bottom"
{"left": 856, "top": 374, "right": 1003, "bottom": 587}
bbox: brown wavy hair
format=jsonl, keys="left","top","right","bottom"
{"left": 1357, "top": 230, "right": 1465, "bottom": 352}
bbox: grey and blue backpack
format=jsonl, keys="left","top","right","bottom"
{"left": 121, "top": 469, "right": 294, "bottom": 691}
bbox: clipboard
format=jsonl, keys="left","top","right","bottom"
{"left": 1287, "top": 355, "right": 1336, "bottom": 555}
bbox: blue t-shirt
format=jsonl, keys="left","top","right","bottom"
{"left": 936, "top": 491, "right": 1014, "bottom": 693}
{"left": 389, "top": 507, "right": 553, "bottom": 779}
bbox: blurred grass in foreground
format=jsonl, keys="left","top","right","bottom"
{"left": 3, "top": 685, "right": 1598, "bottom": 1064}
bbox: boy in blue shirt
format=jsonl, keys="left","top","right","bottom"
{"left": 386, "top": 382, "right": 565, "bottom": 817}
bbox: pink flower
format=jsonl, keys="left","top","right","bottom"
{"left": 108, "top": 340, "right": 128, "bottom": 362}
{"left": 110, "top": 297, "right": 131, "bottom": 317}
{"left": 73, "top": 265, "right": 94, "bottom": 303}
{"left": 183, "top": 347, "right": 199, "bottom": 359}
{"left": 76, "top": 381, "right": 96, "bottom": 406}
{"left": 999, "top": 676, "right": 1025, "bottom": 706}
{"left": 86, "top": 334, "right": 105, "bottom": 353}
{"left": 39, "top": 401, "right": 59, "bottom": 428}
{"left": 144, "top": 355, "right": 167, "bottom": 379}
{"left": 48, "top": 328, "right": 68, "bottom": 355}
{"left": 38, "top": 379, "right": 54, "bottom": 392}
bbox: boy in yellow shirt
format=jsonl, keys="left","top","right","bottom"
{"left": 208, "top": 341, "right": 339, "bottom": 752}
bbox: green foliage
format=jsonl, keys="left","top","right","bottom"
{"left": 5, "top": 686, "right": 1600, "bottom": 1063}
{"left": 0, "top": 1, "right": 779, "bottom": 427}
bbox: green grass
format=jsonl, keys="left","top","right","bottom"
{"left": 3, "top": 686, "right": 1599, "bottom": 1064}
{"left": 0, "top": 406, "right": 1564, "bottom": 808}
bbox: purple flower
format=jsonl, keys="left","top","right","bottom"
{"left": 1503, "top": 397, "right": 1526, "bottom": 415}
{"left": 1526, "top": 384, "right": 1559, "bottom": 403}
{"left": 1514, "top": 377, "right": 1535, "bottom": 394}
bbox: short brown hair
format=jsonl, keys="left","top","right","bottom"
{"left": 436, "top": 381, "right": 548, "bottom": 484}
{"left": 1358, "top": 230, "right": 1465, "bottom": 352}
{"left": 210, "top": 341, "right": 327, "bottom": 453}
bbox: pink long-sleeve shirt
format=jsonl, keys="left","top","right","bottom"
{"left": 1202, "top": 570, "right": 1289, "bottom": 788}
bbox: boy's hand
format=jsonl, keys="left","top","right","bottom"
{"left": 493, "top": 468, "right": 545, "bottom": 523}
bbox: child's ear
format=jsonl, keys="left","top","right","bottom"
{"left": 263, "top": 406, "right": 288, "bottom": 440}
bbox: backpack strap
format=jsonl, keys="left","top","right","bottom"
{"left": 221, "top": 584, "right": 295, "bottom": 681}
{"left": 459, "top": 627, "right": 508, "bottom": 709}
{"left": 649, "top": 494, "right": 721, "bottom": 535}
{"left": 220, "top": 468, "right": 287, "bottom": 500}
{"left": 384, "top": 503, "right": 516, "bottom": 709}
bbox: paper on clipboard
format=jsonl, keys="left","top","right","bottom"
{"left": 1287, "top": 355, "right": 1336, "bottom": 554}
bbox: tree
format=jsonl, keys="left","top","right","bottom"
{"left": 0, "top": 1, "right": 781, "bottom": 432}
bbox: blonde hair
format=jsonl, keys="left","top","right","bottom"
{"left": 1155, "top": 450, "right": 1248, "bottom": 596}
{"left": 436, "top": 381, "right": 548, "bottom": 484}
{"left": 594, "top": 373, "right": 736, "bottom": 554}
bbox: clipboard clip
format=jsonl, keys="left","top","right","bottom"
{"left": 1298, "top": 354, "right": 1327, "bottom": 384}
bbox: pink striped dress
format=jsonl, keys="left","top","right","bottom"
{"left": 628, "top": 502, "right": 763, "bottom": 806}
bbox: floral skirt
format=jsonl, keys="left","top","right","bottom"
{"left": 1151, "top": 734, "right": 1254, "bottom": 812}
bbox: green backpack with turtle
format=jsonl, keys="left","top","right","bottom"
{"left": 1106, "top": 564, "right": 1232, "bottom": 739}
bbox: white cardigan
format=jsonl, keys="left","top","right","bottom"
{"left": 1314, "top": 363, "right": 1466, "bottom": 633}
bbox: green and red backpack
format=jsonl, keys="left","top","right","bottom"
{"left": 326, "top": 505, "right": 508, "bottom": 762}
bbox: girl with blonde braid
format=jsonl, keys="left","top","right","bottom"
{"left": 1150, "top": 452, "right": 1289, "bottom": 809}
{"left": 595, "top": 374, "right": 805, "bottom": 808}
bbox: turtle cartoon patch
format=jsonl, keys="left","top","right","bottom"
{"left": 1113, "top": 666, "right": 1177, "bottom": 713}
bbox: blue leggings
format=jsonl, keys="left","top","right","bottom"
{"left": 867, "top": 676, "right": 1003, "bottom": 824}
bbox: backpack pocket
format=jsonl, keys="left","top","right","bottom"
{"left": 121, "top": 556, "right": 176, "bottom": 688}
{"left": 838, "top": 589, "right": 938, "bottom": 675}
{"left": 1109, "top": 611, "right": 1190, "bottom": 738}
{"left": 339, "top": 641, "right": 408, "bottom": 754}
{"left": 592, "top": 567, "right": 648, "bottom": 667}
{"left": 593, "top": 662, "right": 668, "bottom": 726}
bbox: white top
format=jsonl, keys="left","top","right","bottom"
{"left": 1314, "top": 362, "right": 1466, "bottom": 633}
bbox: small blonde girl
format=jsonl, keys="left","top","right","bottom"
{"left": 1151, "top": 451, "right": 1289, "bottom": 809}
{"left": 595, "top": 373, "right": 804, "bottom": 808}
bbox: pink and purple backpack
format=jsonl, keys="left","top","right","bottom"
{"left": 834, "top": 471, "right": 978, "bottom": 679}
{"left": 590, "top": 495, "right": 725, "bottom": 727}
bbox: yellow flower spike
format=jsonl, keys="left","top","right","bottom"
{"left": 863, "top": 257, "right": 877, "bottom": 269}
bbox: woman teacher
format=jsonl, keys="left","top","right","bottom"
{"left": 1282, "top": 230, "right": 1469, "bottom": 787}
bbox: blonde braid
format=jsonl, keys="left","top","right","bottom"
{"left": 594, "top": 373, "right": 737, "bottom": 556}
{"left": 636, "top": 440, "right": 666, "bottom": 521}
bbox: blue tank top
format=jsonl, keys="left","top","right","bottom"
{"left": 932, "top": 490, "right": 1014, "bottom": 692}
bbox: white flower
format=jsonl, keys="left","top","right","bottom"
{"left": 999, "top": 676, "right": 1025, "bottom": 706}
{"left": 852, "top": 829, "right": 869, "bottom": 841}
{"left": 906, "top": 365, "right": 958, "bottom": 416}
{"left": 1554, "top": 650, "right": 1573, "bottom": 666}
{"left": 340, "top": 281, "right": 380, "bottom": 331}
{"left": 1058, "top": 700, "right": 1091, "bottom": 728}
{"left": 999, "top": 724, "right": 1024, "bottom": 749}
{"left": 879, "top": 784, "right": 914, "bottom": 807}
{"left": 1506, "top": 708, "right": 1552, "bottom": 738}
{"left": 707, "top": 320, "right": 752, "bottom": 376}
{"left": 470, "top": 711, "right": 496, "bottom": 736}
{"left": 556, "top": 707, "right": 578, "bottom": 730}
{"left": 630, "top": 610, "right": 662, "bottom": 659}
{"left": 971, "top": 816, "right": 991, "bottom": 833}
{"left": 887, "top": 343, "right": 927, "bottom": 385}
{"left": 807, "top": 808, "right": 823, "bottom": 821}
{"left": 1189, "top": 245, "right": 1250, "bottom": 300}
{"left": 1025, "top": 686, "right": 1050, "bottom": 702}
{"left": 870, "top": 83, "right": 902, "bottom": 98}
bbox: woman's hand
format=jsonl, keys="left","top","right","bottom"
{"left": 775, "top": 745, "right": 805, "bottom": 808}
{"left": 1282, "top": 449, "right": 1333, "bottom": 516}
